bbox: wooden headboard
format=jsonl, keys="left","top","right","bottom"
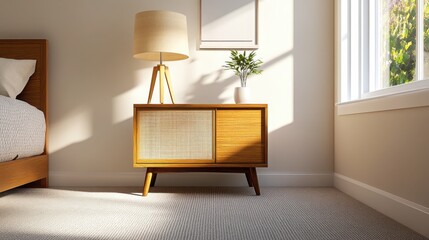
{"left": 0, "top": 39, "right": 48, "bottom": 154}
{"left": 0, "top": 39, "right": 48, "bottom": 115}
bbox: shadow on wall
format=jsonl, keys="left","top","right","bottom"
{"left": 185, "top": 50, "right": 293, "bottom": 103}
{"left": 185, "top": 69, "right": 230, "bottom": 103}
{"left": 49, "top": 118, "right": 139, "bottom": 174}
{"left": 48, "top": 55, "right": 152, "bottom": 175}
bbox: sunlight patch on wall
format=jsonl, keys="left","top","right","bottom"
{"left": 49, "top": 107, "right": 92, "bottom": 154}
{"left": 264, "top": 54, "right": 294, "bottom": 132}
{"left": 258, "top": 0, "right": 294, "bottom": 132}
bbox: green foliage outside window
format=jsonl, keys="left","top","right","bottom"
{"left": 389, "top": 0, "right": 416, "bottom": 86}
{"left": 424, "top": 1, "right": 429, "bottom": 51}
{"left": 388, "top": 0, "right": 429, "bottom": 86}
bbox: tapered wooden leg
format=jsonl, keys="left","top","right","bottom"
{"left": 164, "top": 66, "right": 176, "bottom": 104}
{"left": 245, "top": 170, "right": 253, "bottom": 187}
{"left": 249, "top": 167, "right": 260, "bottom": 195}
{"left": 150, "top": 173, "right": 157, "bottom": 187}
{"left": 146, "top": 64, "right": 176, "bottom": 104}
{"left": 147, "top": 66, "right": 158, "bottom": 104}
{"left": 143, "top": 169, "right": 153, "bottom": 196}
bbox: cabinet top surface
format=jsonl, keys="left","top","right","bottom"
{"left": 134, "top": 104, "right": 268, "bottom": 109}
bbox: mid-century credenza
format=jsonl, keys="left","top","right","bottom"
{"left": 133, "top": 104, "right": 268, "bottom": 196}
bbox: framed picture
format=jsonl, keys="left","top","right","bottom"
{"left": 200, "top": 0, "right": 259, "bottom": 49}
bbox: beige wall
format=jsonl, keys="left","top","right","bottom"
{"left": 335, "top": 106, "right": 429, "bottom": 207}
{"left": 334, "top": 1, "right": 428, "bottom": 235}
{"left": 0, "top": 0, "right": 334, "bottom": 186}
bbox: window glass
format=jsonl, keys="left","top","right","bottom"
{"left": 383, "top": 0, "right": 417, "bottom": 87}
{"left": 424, "top": 0, "right": 429, "bottom": 79}
{"left": 338, "top": 0, "right": 429, "bottom": 103}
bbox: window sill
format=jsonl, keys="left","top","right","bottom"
{"left": 337, "top": 87, "right": 429, "bottom": 116}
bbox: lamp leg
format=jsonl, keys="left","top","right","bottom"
{"left": 164, "top": 66, "right": 175, "bottom": 104}
{"left": 147, "top": 66, "right": 158, "bottom": 104}
{"left": 147, "top": 64, "right": 176, "bottom": 104}
{"left": 159, "top": 65, "right": 165, "bottom": 104}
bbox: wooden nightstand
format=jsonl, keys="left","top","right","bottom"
{"left": 133, "top": 104, "right": 268, "bottom": 196}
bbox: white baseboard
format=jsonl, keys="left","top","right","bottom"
{"left": 49, "top": 171, "right": 333, "bottom": 187}
{"left": 334, "top": 173, "right": 429, "bottom": 238}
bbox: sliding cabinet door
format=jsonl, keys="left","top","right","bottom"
{"left": 216, "top": 109, "right": 266, "bottom": 164}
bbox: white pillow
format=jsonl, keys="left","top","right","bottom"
{"left": 0, "top": 57, "right": 37, "bottom": 99}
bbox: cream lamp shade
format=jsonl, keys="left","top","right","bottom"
{"left": 134, "top": 10, "right": 189, "bottom": 61}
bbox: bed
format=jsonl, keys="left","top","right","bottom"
{"left": 0, "top": 39, "right": 49, "bottom": 192}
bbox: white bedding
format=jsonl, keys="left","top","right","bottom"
{"left": 0, "top": 95, "right": 46, "bottom": 163}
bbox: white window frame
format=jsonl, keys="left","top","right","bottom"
{"left": 336, "top": 0, "right": 429, "bottom": 115}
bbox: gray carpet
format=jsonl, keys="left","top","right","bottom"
{"left": 0, "top": 187, "right": 426, "bottom": 240}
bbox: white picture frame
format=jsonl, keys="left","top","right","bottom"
{"left": 200, "top": 0, "right": 259, "bottom": 49}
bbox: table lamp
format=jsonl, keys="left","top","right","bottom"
{"left": 134, "top": 10, "right": 189, "bottom": 104}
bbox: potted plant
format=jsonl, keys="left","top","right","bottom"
{"left": 223, "top": 50, "right": 263, "bottom": 103}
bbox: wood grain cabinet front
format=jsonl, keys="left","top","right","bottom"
{"left": 133, "top": 104, "right": 268, "bottom": 196}
{"left": 216, "top": 109, "right": 265, "bottom": 164}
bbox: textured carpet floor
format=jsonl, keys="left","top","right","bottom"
{"left": 0, "top": 187, "right": 426, "bottom": 240}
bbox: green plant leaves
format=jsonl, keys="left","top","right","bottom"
{"left": 389, "top": 0, "right": 417, "bottom": 86}
{"left": 222, "top": 50, "right": 263, "bottom": 87}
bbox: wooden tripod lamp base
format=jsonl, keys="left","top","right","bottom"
{"left": 147, "top": 64, "right": 175, "bottom": 104}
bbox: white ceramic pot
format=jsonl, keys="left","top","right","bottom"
{"left": 234, "top": 87, "right": 251, "bottom": 103}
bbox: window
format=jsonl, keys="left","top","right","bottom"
{"left": 337, "top": 0, "right": 429, "bottom": 104}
